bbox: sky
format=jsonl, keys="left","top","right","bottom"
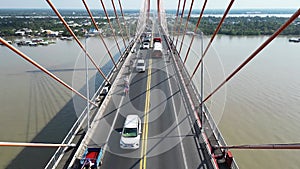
{"left": 0, "top": 0, "right": 298, "bottom": 10}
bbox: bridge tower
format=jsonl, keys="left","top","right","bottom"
{"left": 147, "top": 0, "right": 150, "bottom": 19}
{"left": 157, "top": 0, "right": 161, "bottom": 22}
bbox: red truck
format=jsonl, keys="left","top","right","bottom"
{"left": 153, "top": 37, "right": 162, "bottom": 43}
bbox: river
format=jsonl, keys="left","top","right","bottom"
{"left": 1, "top": 35, "right": 300, "bottom": 168}
{"left": 0, "top": 37, "right": 121, "bottom": 168}
{"left": 182, "top": 35, "right": 300, "bottom": 169}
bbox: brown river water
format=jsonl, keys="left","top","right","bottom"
{"left": 0, "top": 35, "right": 300, "bottom": 168}
{"left": 183, "top": 35, "right": 300, "bottom": 169}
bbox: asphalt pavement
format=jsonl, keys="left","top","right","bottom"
{"left": 82, "top": 39, "right": 211, "bottom": 169}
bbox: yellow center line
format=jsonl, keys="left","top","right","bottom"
{"left": 140, "top": 59, "right": 152, "bottom": 169}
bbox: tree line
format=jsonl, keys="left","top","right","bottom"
{"left": 0, "top": 17, "right": 112, "bottom": 37}
{"left": 189, "top": 16, "right": 300, "bottom": 36}
{"left": 1, "top": 16, "right": 300, "bottom": 37}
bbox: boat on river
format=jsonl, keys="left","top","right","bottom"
{"left": 288, "top": 38, "right": 300, "bottom": 43}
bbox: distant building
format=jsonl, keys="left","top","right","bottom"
{"left": 89, "top": 28, "right": 101, "bottom": 35}
{"left": 24, "top": 28, "right": 33, "bottom": 34}
{"left": 42, "top": 29, "right": 59, "bottom": 37}
{"left": 70, "top": 23, "right": 80, "bottom": 27}
{"left": 15, "top": 30, "right": 25, "bottom": 36}
{"left": 15, "top": 28, "right": 32, "bottom": 36}
{"left": 83, "top": 22, "right": 92, "bottom": 26}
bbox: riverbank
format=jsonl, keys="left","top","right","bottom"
{"left": 1, "top": 9, "right": 299, "bottom": 38}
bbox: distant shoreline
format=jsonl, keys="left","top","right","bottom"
{"left": 0, "top": 8, "right": 297, "bottom": 15}
{"left": 0, "top": 8, "right": 299, "bottom": 37}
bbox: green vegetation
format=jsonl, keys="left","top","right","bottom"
{"left": 190, "top": 16, "right": 300, "bottom": 36}
{"left": 0, "top": 9, "right": 135, "bottom": 37}
{"left": 1, "top": 11, "right": 300, "bottom": 37}
{"left": 0, "top": 17, "right": 109, "bottom": 37}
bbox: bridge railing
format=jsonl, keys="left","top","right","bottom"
{"left": 44, "top": 39, "right": 134, "bottom": 169}
{"left": 44, "top": 79, "right": 103, "bottom": 169}
{"left": 163, "top": 32, "right": 239, "bottom": 169}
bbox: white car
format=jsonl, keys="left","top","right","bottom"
{"left": 136, "top": 59, "right": 146, "bottom": 72}
{"left": 120, "top": 115, "right": 142, "bottom": 149}
{"left": 143, "top": 42, "right": 150, "bottom": 49}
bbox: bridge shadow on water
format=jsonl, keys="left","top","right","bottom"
{"left": 6, "top": 96, "right": 80, "bottom": 169}
{"left": 6, "top": 55, "right": 119, "bottom": 169}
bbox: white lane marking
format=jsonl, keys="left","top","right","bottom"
{"left": 163, "top": 53, "right": 189, "bottom": 169}
{"left": 101, "top": 90, "right": 125, "bottom": 158}
{"left": 101, "top": 55, "right": 134, "bottom": 158}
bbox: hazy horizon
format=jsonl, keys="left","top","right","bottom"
{"left": 0, "top": 7, "right": 298, "bottom": 10}
{"left": 0, "top": 0, "right": 299, "bottom": 10}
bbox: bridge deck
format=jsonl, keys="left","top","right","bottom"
{"left": 69, "top": 36, "right": 214, "bottom": 169}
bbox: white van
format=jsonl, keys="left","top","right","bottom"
{"left": 120, "top": 115, "right": 142, "bottom": 149}
{"left": 136, "top": 59, "right": 146, "bottom": 72}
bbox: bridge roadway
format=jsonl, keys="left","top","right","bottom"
{"left": 78, "top": 38, "right": 213, "bottom": 169}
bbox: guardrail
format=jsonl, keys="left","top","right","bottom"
{"left": 163, "top": 32, "right": 239, "bottom": 169}
{"left": 174, "top": 40, "right": 239, "bottom": 169}
{"left": 44, "top": 77, "right": 104, "bottom": 169}
{"left": 44, "top": 40, "right": 134, "bottom": 169}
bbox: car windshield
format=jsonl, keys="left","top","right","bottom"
{"left": 137, "top": 63, "right": 144, "bottom": 66}
{"left": 122, "top": 128, "right": 137, "bottom": 137}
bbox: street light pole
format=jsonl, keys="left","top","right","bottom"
{"left": 200, "top": 32, "right": 204, "bottom": 130}
{"left": 85, "top": 32, "right": 90, "bottom": 129}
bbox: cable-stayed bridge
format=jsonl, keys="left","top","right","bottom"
{"left": 0, "top": 0, "right": 299, "bottom": 169}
